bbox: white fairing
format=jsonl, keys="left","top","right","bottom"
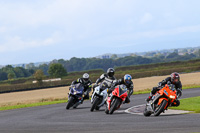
{"left": 91, "top": 86, "right": 107, "bottom": 107}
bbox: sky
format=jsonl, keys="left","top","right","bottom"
{"left": 0, "top": 0, "right": 200, "bottom": 65}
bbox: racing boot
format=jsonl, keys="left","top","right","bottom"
{"left": 123, "top": 97, "right": 130, "bottom": 104}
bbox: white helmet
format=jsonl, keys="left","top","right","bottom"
{"left": 83, "top": 73, "right": 89, "bottom": 81}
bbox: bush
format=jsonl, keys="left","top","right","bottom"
{"left": 48, "top": 63, "right": 67, "bottom": 78}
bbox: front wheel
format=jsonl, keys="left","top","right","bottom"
{"left": 66, "top": 97, "right": 74, "bottom": 110}
{"left": 143, "top": 106, "right": 151, "bottom": 117}
{"left": 154, "top": 99, "right": 168, "bottom": 116}
{"left": 109, "top": 98, "right": 121, "bottom": 114}
{"left": 105, "top": 105, "right": 109, "bottom": 114}
{"left": 90, "top": 97, "right": 99, "bottom": 112}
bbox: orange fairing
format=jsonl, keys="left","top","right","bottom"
{"left": 158, "top": 84, "right": 169, "bottom": 95}
{"left": 158, "top": 85, "right": 176, "bottom": 98}
{"left": 157, "top": 84, "right": 177, "bottom": 107}
{"left": 157, "top": 98, "right": 168, "bottom": 108}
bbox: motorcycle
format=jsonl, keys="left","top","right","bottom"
{"left": 66, "top": 83, "right": 84, "bottom": 110}
{"left": 105, "top": 84, "right": 128, "bottom": 114}
{"left": 143, "top": 83, "right": 177, "bottom": 116}
{"left": 90, "top": 82, "right": 108, "bottom": 112}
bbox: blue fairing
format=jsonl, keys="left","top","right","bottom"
{"left": 69, "top": 83, "right": 84, "bottom": 98}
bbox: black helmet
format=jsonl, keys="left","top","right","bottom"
{"left": 170, "top": 72, "right": 180, "bottom": 84}
{"left": 107, "top": 68, "right": 115, "bottom": 77}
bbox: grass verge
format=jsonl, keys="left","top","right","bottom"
{"left": 133, "top": 88, "right": 151, "bottom": 95}
{"left": 169, "top": 96, "right": 200, "bottom": 113}
{"left": 0, "top": 85, "right": 200, "bottom": 111}
{"left": 182, "top": 84, "right": 200, "bottom": 90}
{"left": 133, "top": 84, "right": 200, "bottom": 95}
{"left": 0, "top": 98, "right": 67, "bottom": 111}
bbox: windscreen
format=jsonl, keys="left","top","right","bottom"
{"left": 118, "top": 84, "right": 127, "bottom": 95}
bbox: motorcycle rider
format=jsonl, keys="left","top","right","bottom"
{"left": 108, "top": 74, "right": 134, "bottom": 103}
{"left": 146, "top": 72, "right": 182, "bottom": 106}
{"left": 93, "top": 68, "right": 116, "bottom": 91}
{"left": 71, "top": 73, "right": 92, "bottom": 103}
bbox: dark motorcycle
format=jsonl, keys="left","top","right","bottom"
{"left": 66, "top": 83, "right": 84, "bottom": 110}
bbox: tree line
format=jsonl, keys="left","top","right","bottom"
{"left": 0, "top": 64, "right": 67, "bottom": 81}
{"left": 0, "top": 51, "right": 199, "bottom": 81}
{"left": 43, "top": 51, "right": 198, "bottom": 73}
{"left": 0, "top": 65, "right": 34, "bottom": 81}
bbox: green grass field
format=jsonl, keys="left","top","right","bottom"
{"left": 0, "top": 99, "right": 68, "bottom": 111}
{"left": 133, "top": 84, "right": 200, "bottom": 95}
{"left": 170, "top": 96, "right": 200, "bottom": 113}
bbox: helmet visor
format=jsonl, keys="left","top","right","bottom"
{"left": 125, "top": 80, "right": 131, "bottom": 84}
{"left": 173, "top": 78, "right": 179, "bottom": 83}
{"left": 108, "top": 72, "right": 114, "bottom": 77}
{"left": 83, "top": 78, "right": 88, "bottom": 82}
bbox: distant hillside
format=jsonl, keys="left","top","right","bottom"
{"left": 3, "top": 46, "right": 200, "bottom": 69}
{"left": 96, "top": 46, "right": 200, "bottom": 59}
{"left": 10, "top": 62, "right": 49, "bottom": 69}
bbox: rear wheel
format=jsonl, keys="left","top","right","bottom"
{"left": 90, "top": 97, "right": 99, "bottom": 112}
{"left": 66, "top": 97, "right": 74, "bottom": 110}
{"left": 154, "top": 99, "right": 168, "bottom": 116}
{"left": 109, "top": 98, "right": 121, "bottom": 114}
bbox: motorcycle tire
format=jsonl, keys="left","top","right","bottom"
{"left": 143, "top": 107, "right": 151, "bottom": 117}
{"left": 154, "top": 99, "right": 168, "bottom": 116}
{"left": 90, "top": 97, "right": 99, "bottom": 112}
{"left": 66, "top": 97, "right": 74, "bottom": 110}
{"left": 105, "top": 105, "right": 109, "bottom": 114}
{"left": 95, "top": 97, "right": 103, "bottom": 110}
{"left": 95, "top": 106, "right": 100, "bottom": 110}
{"left": 109, "top": 98, "right": 121, "bottom": 114}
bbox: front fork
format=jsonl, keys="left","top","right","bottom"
{"left": 106, "top": 93, "right": 114, "bottom": 110}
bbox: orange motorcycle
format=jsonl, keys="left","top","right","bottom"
{"left": 144, "top": 83, "right": 177, "bottom": 116}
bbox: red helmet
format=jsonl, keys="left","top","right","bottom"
{"left": 170, "top": 72, "right": 180, "bottom": 84}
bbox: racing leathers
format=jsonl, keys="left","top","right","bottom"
{"left": 94, "top": 73, "right": 116, "bottom": 90}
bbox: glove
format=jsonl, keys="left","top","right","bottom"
{"left": 158, "top": 82, "right": 162, "bottom": 87}
{"left": 176, "top": 89, "right": 182, "bottom": 99}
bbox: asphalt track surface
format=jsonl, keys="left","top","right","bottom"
{"left": 0, "top": 88, "right": 199, "bottom": 133}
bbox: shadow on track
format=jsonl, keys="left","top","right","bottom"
{"left": 65, "top": 106, "right": 91, "bottom": 110}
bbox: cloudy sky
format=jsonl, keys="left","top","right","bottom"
{"left": 0, "top": 0, "right": 200, "bottom": 65}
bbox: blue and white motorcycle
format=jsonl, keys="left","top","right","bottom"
{"left": 90, "top": 82, "right": 108, "bottom": 112}
{"left": 66, "top": 83, "right": 84, "bottom": 109}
